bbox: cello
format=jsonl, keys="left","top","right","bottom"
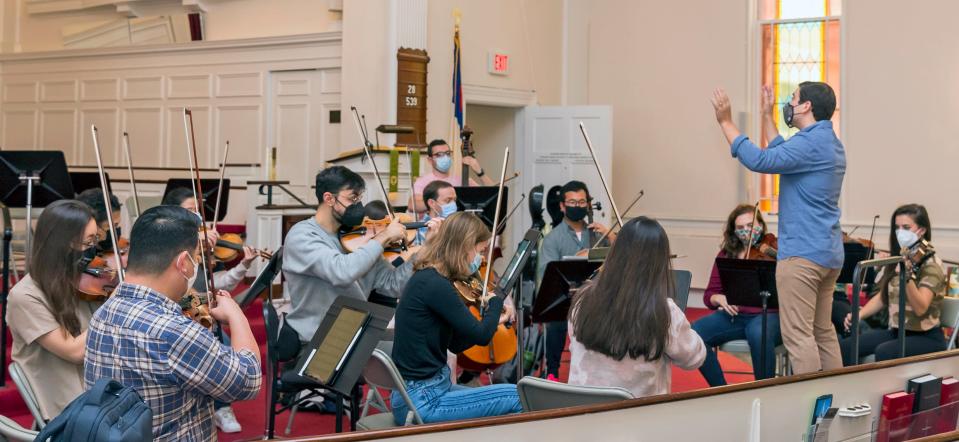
{"left": 455, "top": 146, "right": 517, "bottom": 371}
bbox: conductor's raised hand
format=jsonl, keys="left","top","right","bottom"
{"left": 711, "top": 88, "right": 733, "bottom": 124}
{"left": 760, "top": 85, "right": 775, "bottom": 116}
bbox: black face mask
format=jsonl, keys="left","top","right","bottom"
{"left": 98, "top": 226, "right": 121, "bottom": 252}
{"left": 782, "top": 102, "right": 795, "bottom": 128}
{"left": 565, "top": 206, "right": 588, "bottom": 223}
{"left": 77, "top": 244, "right": 98, "bottom": 272}
{"left": 335, "top": 200, "right": 366, "bottom": 228}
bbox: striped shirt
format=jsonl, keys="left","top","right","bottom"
{"left": 84, "top": 282, "right": 261, "bottom": 441}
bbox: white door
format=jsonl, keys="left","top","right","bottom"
{"left": 514, "top": 105, "right": 614, "bottom": 247}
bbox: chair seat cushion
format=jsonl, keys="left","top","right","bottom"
{"left": 357, "top": 412, "right": 397, "bottom": 430}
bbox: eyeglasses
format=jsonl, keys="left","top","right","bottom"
{"left": 336, "top": 193, "right": 362, "bottom": 204}
{"left": 431, "top": 151, "right": 452, "bottom": 159}
{"left": 564, "top": 199, "right": 589, "bottom": 208}
{"left": 80, "top": 239, "right": 98, "bottom": 249}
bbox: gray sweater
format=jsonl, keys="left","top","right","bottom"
{"left": 282, "top": 217, "right": 413, "bottom": 342}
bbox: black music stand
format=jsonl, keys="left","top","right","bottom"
{"left": 715, "top": 257, "right": 779, "bottom": 379}
{"left": 289, "top": 296, "right": 394, "bottom": 432}
{"left": 532, "top": 260, "right": 602, "bottom": 323}
{"left": 455, "top": 186, "right": 509, "bottom": 230}
{"left": 235, "top": 246, "right": 282, "bottom": 309}
{"left": 497, "top": 229, "right": 540, "bottom": 380}
{"left": 70, "top": 171, "right": 112, "bottom": 196}
{"left": 0, "top": 151, "right": 74, "bottom": 270}
{"left": 163, "top": 178, "right": 230, "bottom": 222}
{"left": 838, "top": 242, "right": 876, "bottom": 285}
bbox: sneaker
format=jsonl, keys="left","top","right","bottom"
{"left": 546, "top": 374, "right": 560, "bottom": 382}
{"left": 214, "top": 406, "right": 242, "bottom": 433}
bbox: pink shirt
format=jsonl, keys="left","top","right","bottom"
{"left": 568, "top": 298, "right": 705, "bottom": 398}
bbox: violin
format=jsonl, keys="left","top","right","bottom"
{"left": 338, "top": 214, "right": 426, "bottom": 259}
{"left": 77, "top": 255, "right": 119, "bottom": 302}
{"left": 453, "top": 264, "right": 517, "bottom": 371}
{"left": 214, "top": 233, "right": 272, "bottom": 262}
{"left": 903, "top": 238, "right": 935, "bottom": 273}
{"left": 180, "top": 289, "right": 214, "bottom": 329}
{"left": 745, "top": 233, "right": 778, "bottom": 261}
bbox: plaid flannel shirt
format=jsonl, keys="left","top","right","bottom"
{"left": 84, "top": 283, "right": 261, "bottom": 441}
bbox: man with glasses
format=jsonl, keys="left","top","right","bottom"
{"left": 410, "top": 139, "right": 495, "bottom": 217}
{"left": 283, "top": 166, "right": 442, "bottom": 369}
{"left": 536, "top": 180, "right": 613, "bottom": 381}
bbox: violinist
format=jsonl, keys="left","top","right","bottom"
{"left": 84, "top": 205, "right": 261, "bottom": 440}
{"left": 839, "top": 204, "right": 947, "bottom": 365}
{"left": 6, "top": 200, "right": 99, "bottom": 422}
{"left": 537, "top": 180, "right": 612, "bottom": 381}
{"left": 76, "top": 188, "right": 123, "bottom": 254}
{"left": 410, "top": 139, "right": 493, "bottom": 216}
{"left": 691, "top": 204, "right": 782, "bottom": 385}
{"left": 282, "top": 166, "right": 441, "bottom": 366}
{"left": 391, "top": 212, "right": 521, "bottom": 423}
{"left": 416, "top": 180, "right": 458, "bottom": 244}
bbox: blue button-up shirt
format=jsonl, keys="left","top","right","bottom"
{"left": 731, "top": 120, "right": 846, "bottom": 269}
{"left": 84, "top": 283, "right": 261, "bottom": 441}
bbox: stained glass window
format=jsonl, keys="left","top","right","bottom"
{"left": 757, "top": 0, "right": 840, "bottom": 213}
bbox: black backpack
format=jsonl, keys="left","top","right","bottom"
{"left": 34, "top": 378, "right": 152, "bottom": 442}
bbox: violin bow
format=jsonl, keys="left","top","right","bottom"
{"left": 90, "top": 125, "right": 124, "bottom": 282}
{"left": 494, "top": 193, "right": 526, "bottom": 236}
{"left": 589, "top": 190, "right": 644, "bottom": 251}
{"left": 122, "top": 132, "right": 141, "bottom": 218}
{"left": 212, "top": 140, "right": 230, "bottom": 232}
{"left": 481, "top": 147, "right": 510, "bottom": 302}
{"left": 745, "top": 200, "right": 762, "bottom": 256}
{"left": 350, "top": 107, "right": 396, "bottom": 219}
{"left": 182, "top": 109, "right": 217, "bottom": 306}
{"left": 578, "top": 122, "right": 623, "bottom": 229}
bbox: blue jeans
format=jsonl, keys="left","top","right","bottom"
{"left": 692, "top": 311, "right": 782, "bottom": 386}
{"left": 391, "top": 366, "right": 522, "bottom": 425}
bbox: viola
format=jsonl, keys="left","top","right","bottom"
{"left": 338, "top": 214, "right": 426, "bottom": 258}
{"left": 903, "top": 238, "right": 935, "bottom": 272}
{"left": 745, "top": 233, "right": 778, "bottom": 261}
{"left": 453, "top": 266, "right": 517, "bottom": 371}
{"left": 180, "top": 289, "right": 214, "bottom": 329}
{"left": 77, "top": 255, "right": 119, "bottom": 302}
{"left": 214, "top": 233, "right": 272, "bottom": 262}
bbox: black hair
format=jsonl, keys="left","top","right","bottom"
{"left": 126, "top": 205, "right": 200, "bottom": 276}
{"left": 560, "top": 180, "right": 590, "bottom": 200}
{"left": 798, "top": 81, "right": 837, "bottom": 122}
{"left": 75, "top": 188, "right": 121, "bottom": 225}
{"left": 314, "top": 166, "right": 365, "bottom": 203}
{"left": 422, "top": 180, "right": 453, "bottom": 208}
{"left": 365, "top": 200, "right": 389, "bottom": 220}
{"left": 162, "top": 187, "right": 196, "bottom": 207}
{"left": 427, "top": 139, "right": 449, "bottom": 157}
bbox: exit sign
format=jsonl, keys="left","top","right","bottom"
{"left": 488, "top": 51, "right": 509, "bottom": 76}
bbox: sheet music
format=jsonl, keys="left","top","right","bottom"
{"left": 301, "top": 307, "right": 369, "bottom": 384}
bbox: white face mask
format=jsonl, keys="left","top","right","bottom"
{"left": 183, "top": 253, "right": 200, "bottom": 291}
{"left": 896, "top": 228, "right": 919, "bottom": 250}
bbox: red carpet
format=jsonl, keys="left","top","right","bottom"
{"left": 0, "top": 299, "right": 755, "bottom": 440}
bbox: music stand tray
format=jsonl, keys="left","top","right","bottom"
{"left": 163, "top": 178, "right": 230, "bottom": 222}
{"left": 532, "top": 260, "right": 602, "bottom": 323}
{"left": 715, "top": 257, "right": 778, "bottom": 377}
{"left": 454, "top": 186, "right": 508, "bottom": 229}
{"left": 291, "top": 296, "right": 394, "bottom": 397}
{"left": 234, "top": 246, "right": 282, "bottom": 309}
{"left": 497, "top": 229, "right": 540, "bottom": 296}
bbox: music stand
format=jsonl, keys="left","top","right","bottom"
{"left": 715, "top": 257, "right": 778, "bottom": 379}
{"left": 291, "top": 296, "right": 394, "bottom": 397}
{"left": 532, "top": 260, "right": 602, "bottom": 323}
{"left": 70, "top": 171, "right": 112, "bottom": 196}
{"left": 163, "top": 178, "right": 229, "bottom": 222}
{"left": 234, "top": 246, "right": 282, "bottom": 309}
{"left": 0, "top": 151, "right": 74, "bottom": 269}
{"left": 497, "top": 229, "right": 540, "bottom": 381}
{"left": 455, "top": 186, "right": 509, "bottom": 229}
{"left": 838, "top": 241, "right": 876, "bottom": 285}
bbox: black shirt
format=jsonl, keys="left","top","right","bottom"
{"left": 392, "top": 267, "right": 504, "bottom": 380}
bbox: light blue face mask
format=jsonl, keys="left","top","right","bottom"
{"left": 468, "top": 253, "right": 483, "bottom": 274}
{"left": 434, "top": 155, "right": 452, "bottom": 173}
{"left": 439, "top": 201, "right": 458, "bottom": 218}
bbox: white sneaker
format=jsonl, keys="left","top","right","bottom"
{"left": 214, "top": 406, "right": 242, "bottom": 433}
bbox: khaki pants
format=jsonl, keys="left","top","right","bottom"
{"left": 777, "top": 257, "right": 842, "bottom": 374}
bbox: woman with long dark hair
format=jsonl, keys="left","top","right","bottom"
{"left": 391, "top": 212, "right": 521, "bottom": 423}
{"left": 691, "top": 204, "right": 782, "bottom": 385}
{"left": 568, "top": 216, "right": 705, "bottom": 397}
{"left": 839, "top": 204, "right": 946, "bottom": 364}
{"left": 6, "top": 200, "right": 100, "bottom": 420}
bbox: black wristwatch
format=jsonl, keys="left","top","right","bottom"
{"left": 476, "top": 169, "right": 485, "bottom": 177}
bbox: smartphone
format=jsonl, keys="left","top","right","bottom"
{"left": 810, "top": 394, "right": 833, "bottom": 425}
